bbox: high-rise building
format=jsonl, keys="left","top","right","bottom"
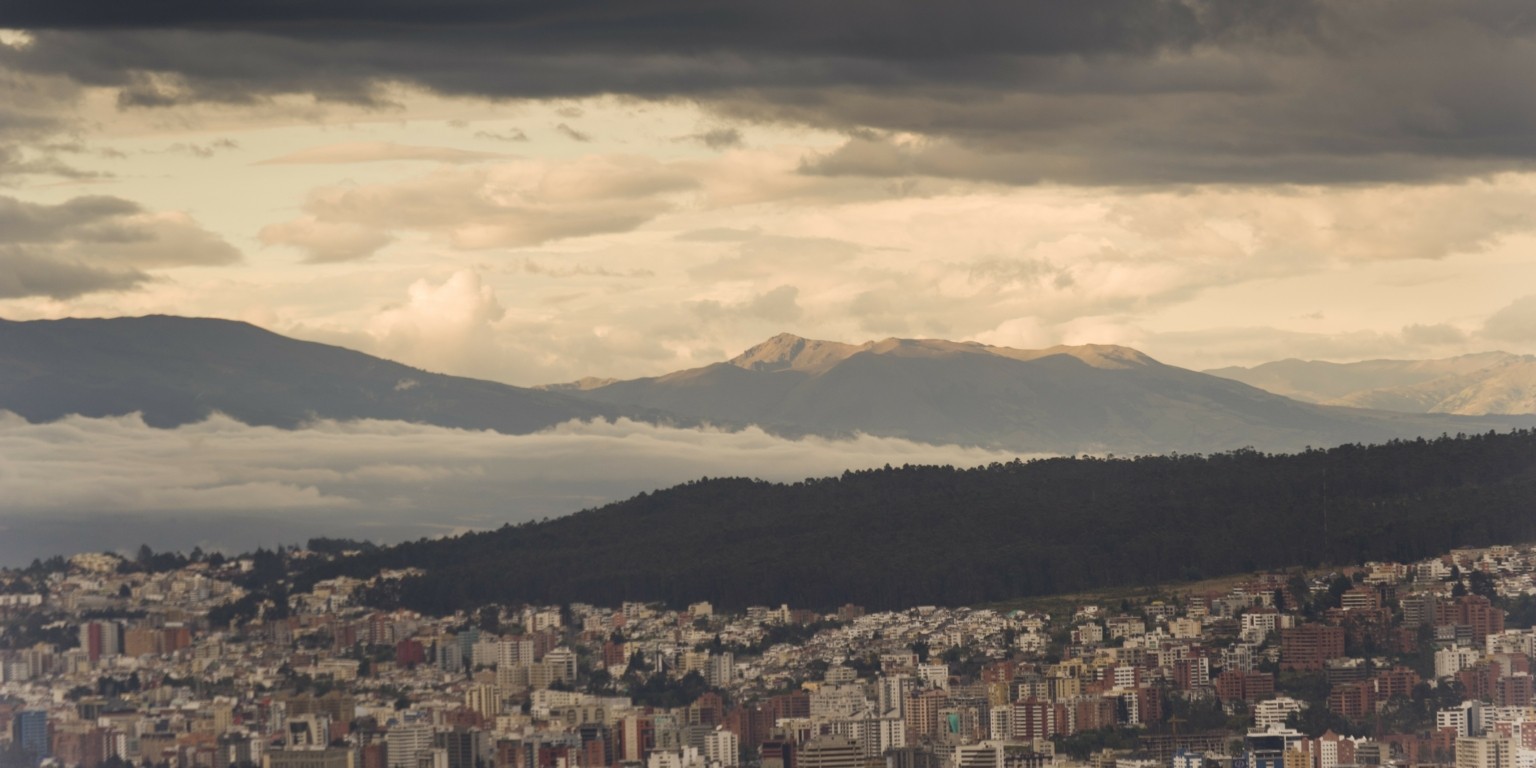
{"left": 1436, "top": 596, "right": 1505, "bottom": 646}
{"left": 1010, "top": 699, "right": 1059, "bottom": 741}
{"left": 1456, "top": 736, "right": 1512, "bottom": 768}
{"left": 879, "top": 676, "right": 912, "bottom": 718}
{"left": 705, "top": 728, "right": 740, "bottom": 767}
{"left": 706, "top": 653, "right": 735, "bottom": 688}
{"left": 798, "top": 736, "right": 862, "bottom": 768}
{"left": 436, "top": 729, "right": 483, "bottom": 768}
{"left": 13, "top": 710, "right": 50, "bottom": 761}
{"left": 387, "top": 724, "right": 435, "bottom": 768}
{"left": 80, "top": 621, "right": 122, "bottom": 662}
{"left": 499, "top": 639, "right": 535, "bottom": 669}
{"left": 1244, "top": 727, "right": 1306, "bottom": 768}
{"left": 264, "top": 749, "right": 357, "bottom": 768}
{"left": 545, "top": 647, "right": 577, "bottom": 682}
{"left": 906, "top": 689, "right": 948, "bottom": 743}
{"left": 1280, "top": 625, "right": 1345, "bottom": 672}
{"left": 952, "top": 743, "right": 1004, "bottom": 768}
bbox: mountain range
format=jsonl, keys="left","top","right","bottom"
{"left": 1, "top": 316, "right": 1531, "bottom": 454}
{"left": 0, "top": 315, "right": 662, "bottom": 432}
{"left": 550, "top": 332, "right": 1531, "bottom": 453}
{"left": 1208, "top": 352, "right": 1536, "bottom": 416}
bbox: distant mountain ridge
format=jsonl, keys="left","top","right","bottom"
{"left": 554, "top": 332, "right": 1532, "bottom": 454}
{"left": 1, "top": 318, "right": 1529, "bottom": 455}
{"left": 0, "top": 315, "right": 665, "bottom": 432}
{"left": 724, "top": 332, "right": 1158, "bottom": 373}
{"left": 1208, "top": 352, "right": 1536, "bottom": 415}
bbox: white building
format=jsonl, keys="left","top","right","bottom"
{"left": 1254, "top": 698, "right": 1304, "bottom": 730}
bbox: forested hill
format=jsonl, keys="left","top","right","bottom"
{"left": 317, "top": 430, "right": 1536, "bottom": 614}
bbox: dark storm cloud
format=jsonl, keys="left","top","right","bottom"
{"left": 0, "top": 1, "right": 1302, "bottom": 55}
{"left": 1, "top": 0, "right": 1533, "bottom": 184}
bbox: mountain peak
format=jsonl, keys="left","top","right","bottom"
{"left": 728, "top": 333, "right": 862, "bottom": 373}
{"left": 860, "top": 337, "right": 1158, "bottom": 369}
{"left": 727, "top": 333, "right": 1161, "bottom": 373}
{"left": 1035, "top": 343, "right": 1159, "bottom": 370}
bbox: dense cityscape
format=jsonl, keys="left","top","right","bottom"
{"left": 3, "top": 542, "right": 1535, "bottom": 768}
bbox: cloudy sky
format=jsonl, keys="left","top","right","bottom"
{"left": 0, "top": 0, "right": 1532, "bottom": 387}
{"left": 3, "top": 1, "right": 1536, "bottom": 560}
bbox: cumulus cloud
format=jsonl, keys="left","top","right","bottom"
{"left": 0, "top": 410, "right": 1032, "bottom": 563}
{"left": 364, "top": 270, "right": 508, "bottom": 377}
{"left": 0, "top": 194, "right": 239, "bottom": 298}
{"left": 259, "top": 141, "right": 504, "bottom": 165}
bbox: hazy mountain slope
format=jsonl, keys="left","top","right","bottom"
{"left": 1331, "top": 358, "right": 1536, "bottom": 415}
{"left": 565, "top": 334, "right": 1531, "bottom": 453}
{"left": 0, "top": 315, "right": 659, "bottom": 431}
{"left": 314, "top": 430, "right": 1536, "bottom": 613}
{"left": 1206, "top": 352, "right": 1533, "bottom": 412}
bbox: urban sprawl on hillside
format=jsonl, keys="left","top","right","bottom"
{"left": 3, "top": 543, "right": 1536, "bottom": 768}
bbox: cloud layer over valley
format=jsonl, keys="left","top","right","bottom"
{"left": 0, "top": 412, "right": 1027, "bottom": 564}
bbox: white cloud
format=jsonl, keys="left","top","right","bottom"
{"left": 265, "top": 154, "right": 699, "bottom": 252}
{"left": 258, "top": 216, "right": 395, "bottom": 263}
{"left": 363, "top": 270, "right": 508, "bottom": 377}
{"left": 0, "top": 411, "right": 1033, "bottom": 562}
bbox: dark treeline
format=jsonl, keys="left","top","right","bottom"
{"left": 303, "top": 430, "right": 1536, "bottom": 614}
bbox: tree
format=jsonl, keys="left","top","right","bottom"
{"left": 1287, "top": 706, "right": 1354, "bottom": 738}
{"left": 911, "top": 640, "right": 930, "bottom": 663}
{"left": 1468, "top": 570, "right": 1496, "bottom": 599}
{"left": 476, "top": 606, "right": 501, "bottom": 635}
{"left": 586, "top": 669, "right": 615, "bottom": 695}
{"left": 1287, "top": 574, "right": 1311, "bottom": 611}
{"left": 626, "top": 651, "right": 651, "bottom": 677}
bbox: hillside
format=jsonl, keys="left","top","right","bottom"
{"left": 559, "top": 333, "right": 1530, "bottom": 453}
{"left": 1208, "top": 352, "right": 1536, "bottom": 415}
{"left": 0, "top": 315, "right": 663, "bottom": 432}
{"left": 313, "top": 430, "right": 1536, "bottom": 613}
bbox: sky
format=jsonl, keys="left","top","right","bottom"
{"left": 2, "top": 2, "right": 1536, "bottom": 560}
{"left": 0, "top": 1, "right": 1533, "bottom": 387}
